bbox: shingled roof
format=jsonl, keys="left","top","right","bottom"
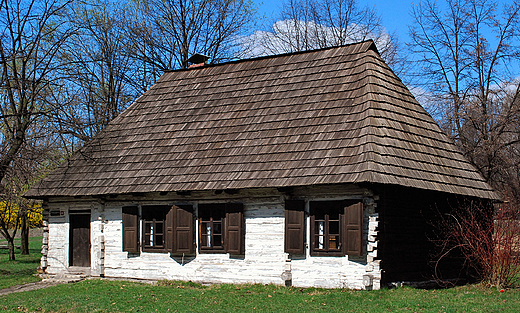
{"left": 25, "top": 40, "right": 497, "bottom": 199}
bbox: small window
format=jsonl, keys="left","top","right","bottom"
{"left": 309, "top": 200, "right": 363, "bottom": 256}
{"left": 198, "top": 203, "right": 244, "bottom": 254}
{"left": 310, "top": 201, "right": 344, "bottom": 256}
{"left": 142, "top": 206, "right": 170, "bottom": 252}
{"left": 199, "top": 204, "right": 225, "bottom": 252}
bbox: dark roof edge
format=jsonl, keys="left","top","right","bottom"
{"left": 24, "top": 179, "right": 499, "bottom": 201}
{"left": 165, "top": 40, "right": 379, "bottom": 73}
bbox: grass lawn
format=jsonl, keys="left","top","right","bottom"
{"left": 0, "top": 236, "right": 42, "bottom": 289}
{"left": 0, "top": 236, "right": 518, "bottom": 312}
{"left": 0, "top": 279, "right": 518, "bottom": 312}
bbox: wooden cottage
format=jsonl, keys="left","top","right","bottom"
{"left": 25, "top": 40, "right": 497, "bottom": 289}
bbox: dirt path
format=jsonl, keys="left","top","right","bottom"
{"left": 0, "top": 280, "right": 64, "bottom": 296}
{"left": 0, "top": 276, "right": 158, "bottom": 296}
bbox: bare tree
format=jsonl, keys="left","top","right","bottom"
{"left": 0, "top": 0, "right": 73, "bottom": 260}
{"left": 52, "top": 0, "right": 138, "bottom": 143}
{"left": 408, "top": 0, "right": 520, "bottom": 202}
{"left": 127, "top": 0, "right": 257, "bottom": 83}
{"left": 247, "top": 0, "right": 401, "bottom": 69}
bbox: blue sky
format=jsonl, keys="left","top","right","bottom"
{"left": 254, "top": 0, "right": 419, "bottom": 43}
{"left": 254, "top": 0, "right": 514, "bottom": 45}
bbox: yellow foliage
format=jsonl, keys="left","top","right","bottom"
{"left": 0, "top": 201, "right": 42, "bottom": 229}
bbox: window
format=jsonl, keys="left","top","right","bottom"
{"left": 141, "top": 205, "right": 170, "bottom": 252}
{"left": 310, "top": 200, "right": 363, "bottom": 256}
{"left": 311, "top": 201, "right": 343, "bottom": 255}
{"left": 198, "top": 203, "right": 244, "bottom": 254}
{"left": 199, "top": 204, "right": 225, "bottom": 252}
{"left": 283, "top": 200, "right": 363, "bottom": 256}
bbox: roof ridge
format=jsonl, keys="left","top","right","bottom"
{"left": 164, "top": 40, "right": 378, "bottom": 73}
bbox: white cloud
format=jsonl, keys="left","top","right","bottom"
{"left": 240, "top": 19, "right": 392, "bottom": 59}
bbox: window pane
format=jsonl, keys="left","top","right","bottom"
{"left": 155, "top": 235, "right": 163, "bottom": 247}
{"left": 315, "top": 221, "right": 325, "bottom": 234}
{"left": 329, "top": 235, "right": 340, "bottom": 250}
{"left": 144, "top": 222, "right": 152, "bottom": 234}
{"left": 200, "top": 235, "right": 209, "bottom": 247}
{"left": 206, "top": 223, "right": 212, "bottom": 247}
{"left": 213, "top": 234, "right": 222, "bottom": 247}
{"left": 144, "top": 222, "right": 152, "bottom": 246}
{"left": 201, "top": 222, "right": 209, "bottom": 235}
{"left": 329, "top": 220, "right": 339, "bottom": 235}
{"left": 155, "top": 222, "right": 164, "bottom": 235}
{"left": 213, "top": 222, "right": 221, "bottom": 234}
{"left": 316, "top": 221, "right": 325, "bottom": 249}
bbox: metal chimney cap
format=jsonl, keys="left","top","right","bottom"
{"left": 188, "top": 53, "right": 210, "bottom": 64}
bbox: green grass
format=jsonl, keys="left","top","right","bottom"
{"left": 0, "top": 279, "right": 518, "bottom": 312}
{"left": 0, "top": 236, "right": 518, "bottom": 311}
{"left": 0, "top": 236, "right": 42, "bottom": 289}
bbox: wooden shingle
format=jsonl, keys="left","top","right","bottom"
{"left": 25, "top": 41, "right": 497, "bottom": 199}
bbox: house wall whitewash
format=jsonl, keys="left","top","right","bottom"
{"left": 41, "top": 185, "right": 380, "bottom": 290}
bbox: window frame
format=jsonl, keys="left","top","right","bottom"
{"left": 308, "top": 200, "right": 364, "bottom": 257}
{"left": 310, "top": 201, "right": 345, "bottom": 256}
{"left": 198, "top": 204, "right": 226, "bottom": 253}
{"left": 141, "top": 205, "right": 170, "bottom": 253}
{"left": 197, "top": 203, "right": 244, "bottom": 255}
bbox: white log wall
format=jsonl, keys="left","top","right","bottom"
{"left": 42, "top": 186, "right": 381, "bottom": 289}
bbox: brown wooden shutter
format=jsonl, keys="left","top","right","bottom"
{"left": 344, "top": 201, "right": 363, "bottom": 256}
{"left": 225, "top": 203, "right": 244, "bottom": 255}
{"left": 122, "top": 206, "right": 139, "bottom": 253}
{"left": 166, "top": 207, "right": 173, "bottom": 252}
{"left": 285, "top": 200, "right": 305, "bottom": 254}
{"left": 168, "top": 205, "right": 194, "bottom": 255}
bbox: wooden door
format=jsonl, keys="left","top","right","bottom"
{"left": 69, "top": 214, "right": 91, "bottom": 267}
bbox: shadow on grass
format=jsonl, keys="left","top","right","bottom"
{"left": 0, "top": 237, "right": 42, "bottom": 289}
{"left": 14, "top": 258, "right": 41, "bottom": 264}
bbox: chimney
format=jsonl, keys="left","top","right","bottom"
{"left": 187, "top": 53, "right": 209, "bottom": 68}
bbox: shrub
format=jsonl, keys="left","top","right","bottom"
{"left": 0, "top": 201, "right": 42, "bottom": 229}
{"left": 432, "top": 198, "right": 520, "bottom": 288}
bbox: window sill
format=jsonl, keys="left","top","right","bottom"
{"left": 142, "top": 248, "right": 167, "bottom": 253}
{"left": 310, "top": 251, "right": 346, "bottom": 257}
{"left": 198, "top": 249, "right": 227, "bottom": 254}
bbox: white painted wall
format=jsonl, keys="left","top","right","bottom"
{"left": 101, "top": 198, "right": 286, "bottom": 285}
{"left": 42, "top": 186, "right": 381, "bottom": 289}
{"left": 45, "top": 214, "right": 69, "bottom": 272}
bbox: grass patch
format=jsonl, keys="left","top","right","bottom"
{"left": 0, "top": 279, "right": 518, "bottom": 312}
{"left": 0, "top": 236, "right": 42, "bottom": 289}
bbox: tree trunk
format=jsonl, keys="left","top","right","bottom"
{"left": 20, "top": 210, "right": 29, "bottom": 255}
{"left": 7, "top": 237, "right": 15, "bottom": 261}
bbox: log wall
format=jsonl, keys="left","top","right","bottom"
{"left": 42, "top": 185, "right": 381, "bottom": 289}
